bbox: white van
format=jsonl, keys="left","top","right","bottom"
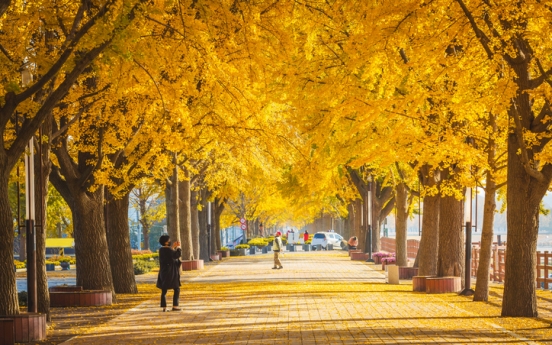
{"left": 311, "top": 231, "right": 344, "bottom": 250}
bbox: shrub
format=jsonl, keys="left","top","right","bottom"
{"left": 50, "top": 255, "right": 76, "bottom": 264}
{"left": 134, "top": 260, "right": 156, "bottom": 275}
{"left": 235, "top": 244, "right": 250, "bottom": 249}
{"left": 131, "top": 249, "right": 152, "bottom": 255}
{"left": 133, "top": 253, "right": 159, "bottom": 261}
{"left": 372, "top": 252, "right": 394, "bottom": 258}
{"left": 220, "top": 246, "right": 229, "bottom": 251}
{"left": 18, "top": 291, "right": 27, "bottom": 307}
{"left": 305, "top": 240, "right": 312, "bottom": 244}
{"left": 45, "top": 260, "right": 60, "bottom": 266}
{"left": 247, "top": 238, "right": 268, "bottom": 248}
{"left": 14, "top": 260, "right": 25, "bottom": 269}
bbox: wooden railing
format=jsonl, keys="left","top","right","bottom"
{"left": 472, "top": 246, "right": 552, "bottom": 288}
{"left": 380, "top": 237, "right": 419, "bottom": 259}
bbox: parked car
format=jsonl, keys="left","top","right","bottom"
{"left": 311, "top": 231, "right": 345, "bottom": 250}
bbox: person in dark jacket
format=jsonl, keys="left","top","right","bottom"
{"left": 156, "top": 235, "right": 182, "bottom": 312}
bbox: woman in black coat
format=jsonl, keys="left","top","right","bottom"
{"left": 156, "top": 235, "right": 182, "bottom": 311}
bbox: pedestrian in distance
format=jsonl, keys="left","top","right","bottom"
{"left": 272, "top": 231, "right": 284, "bottom": 269}
{"left": 348, "top": 236, "right": 358, "bottom": 250}
{"left": 303, "top": 230, "right": 309, "bottom": 243}
{"left": 156, "top": 234, "right": 182, "bottom": 312}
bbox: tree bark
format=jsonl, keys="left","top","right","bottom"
{"left": 18, "top": 229, "right": 26, "bottom": 262}
{"left": 35, "top": 121, "right": 52, "bottom": 321}
{"left": 502, "top": 133, "right": 548, "bottom": 316}
{"left": 437, "top": 193, "right": 464, "bottom": 283}
{"left": 138, "top": 197, "right": 150, "bottom": 250}
{"left": 0, "top": 170, "right": 19, "bottom": 315}
{"left": 191, "top": 190, "right": 200, "bottom": 260}
{"left": 198, "top": 189, "right": 211, "bottom": 262}
{"left": 473, "top": 171, "right": 496, "bottom": 301}
{"left": 165, "top": 165, "right": 180, "bottom": 243}
{"left": 179, "top": 177, "right": 193, "bottom": 260}
{"left": 415, "top": 165, "right": 440, "bottom": 276}
{"left": 395, "top": 182, "right": 408, "bottom": 267}
{"left": 215, "top": 198, "right": 225, "bottom": 251}
{"left": 106, "top": 192, "right": 137, "bottom": 294}
{"left": 73, "top": 190, "right": 115, "bottom": 293}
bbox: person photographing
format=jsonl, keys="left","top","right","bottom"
{"left": 156, "top": 235, "right": 182, "bottom": 312}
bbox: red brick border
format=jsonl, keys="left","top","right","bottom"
{"left": 412, "top": 276, "right": 435, "bottom": 292}
{"left": 217, "top": 250, "right": 230, "bottom": 258}
{"left": 49, "top": 285, "right": 83, "bottom": 293}
{"left": 399, "top": 267, "right": 419, "bottom": 280}
{"left": 50, "top": 290, "right": 112, "bottom": 307}
{"left": 426, "top": 277, "right": 462, "bottom": 294}
{"left": 0, "top": 313, "right": 46, "bottom": 343}
{"left": 0, "top": 318, "right": 14, "bottom": 345}
{"left": 350, "top": 252, "right": 368, "bottom": 260}
{"left": 182, "top": 259, "right": 204, "bottom": 271}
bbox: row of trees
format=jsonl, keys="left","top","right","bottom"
{"left": 1, "top": 0, "right": 551, "bottom": 320}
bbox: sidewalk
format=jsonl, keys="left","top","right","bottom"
{"left": 54, "top": 251, "right": 552, "bottom": 344}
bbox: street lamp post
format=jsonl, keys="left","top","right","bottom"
{"left": 366, "top": 177, "right": 374, "bottom": 263}
{"left": 459, "top": 187, "right": 475, "bottom": 296}
{"left": 25, "top": 137, "right": 37, "bottom": 313}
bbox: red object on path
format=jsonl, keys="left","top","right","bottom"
{"left": 304, "top": 232, "right": 309, "bottom": 242}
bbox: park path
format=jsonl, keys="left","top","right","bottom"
{"left": 59, "top": 251, "right": 546, "bottom": 344}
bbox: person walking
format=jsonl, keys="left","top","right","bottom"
{"left": 156, "top": 234, "right": 182, "bottom": 312}
{"left": 303, "top": 230, "right": 309, "bottom": 243}
{"left": 272, "top": 231, "right": 284, "bottom": 269}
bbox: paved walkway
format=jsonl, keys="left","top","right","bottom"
{"left": 59, "top": 251, "right": 548, "bottom": 344}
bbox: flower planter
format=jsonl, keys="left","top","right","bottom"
{"left": 181, "top": 260, "right": 204, "bottom": 271}
{"left": 412, "top": 276, "right": 435, "bottom": 292}
{"left": 59, "top": 262, "right": 70, "bottom": 270}
{"left": 0, "top": 313, "right": 46, "bottom": 343}
{"left": 249, "top": 246, "right": 256, "bottom": 255}
{"left": 348, "top": 249, "right": 362, "bottom": 257}
{"left": 217, "top": 250, "right": 230, "bottom": 258}
{"left": 426, "top": 277, "right": 462, "bottom": 294}
{"left": 303, "top": 244, "right": 310, "bottom": 251}
{"left": 262, "top": 246, "right": 268, "bottom": 254}
{"left": 373, "top": 256, "right": 382, "bottom": 265}
{"left": 45, "top": 264, "right": 55, "bottom": 271}
{"left": 210, "top": 254, "right": 220, "bottom": 261}
{"left": 399, "top": 267, "right": 419, "bottom": 280}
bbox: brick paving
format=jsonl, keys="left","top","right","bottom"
{"left": 60, "top": 251, "right": 544, "bottom": 344}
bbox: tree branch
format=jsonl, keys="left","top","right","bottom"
{"left": 511, "top": 101, "right": 546, "bottom": 182}
{"left": 454, "top": 0, "right": 494, "bottom": 59}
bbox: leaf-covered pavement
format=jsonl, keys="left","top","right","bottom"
{"left": 39, "top": 251, "right": 552, "bottom": 344}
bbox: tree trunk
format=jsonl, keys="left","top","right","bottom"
{"left": 0, "top": 170, "right": 19, "bottom": 315}
{"left": 18, "top": 229, "right": 26, "bottom": 262}
{"left": 215, "top": 199, "right": 224, "bottom": 251}
{"left": 502, "top": 133, "right": 548, "bottom": 317}
{"left": 198, "top": 190, "right": 210, "bottom": 262}
{"left": 415, "top": 165, "right": 440, "bottom": 276}
{"left": 139, "top": 198, "right": 150, "bottom": 250}
{"left": 73, "top": 191, "right": 115, "bottom": 293}
{"left": 437, "top": 193, "right": 464, "bottom": 284}
{"left": 35, "top": 122, "right": 52, "bottom": 321}
{"left": 210, "top": 202, "right": 216, "bottom": 256}
{"left": 191, "top": 190, "right": 200, "bottom": 260}
{"left": 395, "top": 182, "right": 408, "bottom": 267}
{"left": 165, "top": 167, "right": 180, "bottom": 243}
{"left": 474, "top": 172, "right": 496, "bottom": 301}
{"left": 106, "top": 192, "right": 137, "bottom": 294}
{"left": 179, "top": 178, "right": 193, "bottom": 260}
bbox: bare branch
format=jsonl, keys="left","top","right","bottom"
{"left": 455, "top": 0, "right": 494, "bottom": 59}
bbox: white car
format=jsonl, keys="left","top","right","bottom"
{"left": 311, "top": 231, "right": 345, "bottom": 250}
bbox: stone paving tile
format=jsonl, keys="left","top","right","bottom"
{"left": 60, "top": 251, "right": 540, "bottom": 344}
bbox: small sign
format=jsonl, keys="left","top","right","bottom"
{"left": 240, "top": 224, "right": 247, "bottom": 230}
{"left": 240, "top": 218, "right": 246, "bottom": 224}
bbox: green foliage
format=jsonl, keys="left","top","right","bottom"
{"left": 18, "top": 291, "right": 27, "bottom": 307}
{"left": 235, "top": 244, "right": 250, "bottom": 249}
{"left": 46, "top": 183, "right": 73, "bottom": 237}
{"left": 133, "top": 260, "right": 157, "bottom": 275}
{"left": 133, "top": 253, "right": 159, "bottom": 261}
{"left": 247, "top": 238, "right": 268, "bottom": 248}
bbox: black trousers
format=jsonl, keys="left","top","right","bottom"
{"left": 160, "top": 287, "right": 180, "bottom": 307}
